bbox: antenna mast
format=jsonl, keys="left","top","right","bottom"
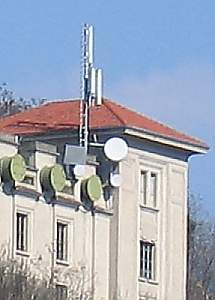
{"left": 79, "top": 23, "right": 103, "bottom": 152}
{"left": 79, "top": 24, "right": 94, "bottom": 152}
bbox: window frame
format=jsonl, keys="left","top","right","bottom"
{"left": 139, "top": 169, "right": 159, "bottom": 209}
{"left": 56, "top": 284, "right": 68, "bottom": 300}
{"left": 16, "top": 209, "right": 32, "bottom": 256}
{"left": 150, "top": 172, "right": 157, "bottom": 208}
{"left": 16, "top": 212, "right": 28, "bottom": 252}
{"left": 56, "top": 220, "right": 69, "bottom": 263}
{"left": 139, "top": 240, "right": 156, "bottom": 281}
{"left": 140, "top": 171, "right": 147, "bottom": 206}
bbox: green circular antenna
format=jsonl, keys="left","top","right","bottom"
{"left": 40, "top": 164, "right": 66, "bottom": 192}
{"left": 82, "top": 175, "right": 102, "bottom": 202}
{"left": 0, "top": 154, "right": 26, "bottom": 182}
{"left": 10, "top": 154, "right": 26, "bottom": 181}
{"left": 50, "top": 164, "right": 66, "bottom": 192}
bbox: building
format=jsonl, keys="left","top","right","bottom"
{"left": 0, "top": 97, "right": 208, "bottom": 300}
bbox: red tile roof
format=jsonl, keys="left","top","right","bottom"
{"left": 0, "top": 98, "right": 208, "bottom": 149}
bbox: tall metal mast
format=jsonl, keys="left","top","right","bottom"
{"left": 79, "top": 24, "right": 94, "bottom": 152}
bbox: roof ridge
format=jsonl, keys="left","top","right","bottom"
{"left": 103, "top": 100, "right": 126, "bottom": 126}
{"left": 44, "top": 98, "right": 79, "bottom": 105}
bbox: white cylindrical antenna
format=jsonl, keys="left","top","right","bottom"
{"left": 88, "top": 25, "right": 94, "bottom": 65}
{"left": 96, "top": 68, "right": 103, "bottom": 105}
{"left": 83, "top": 25, "right": 90, "bottom": 80}
{"left": 90, "top": 67, "right": 96, "bottom": 98}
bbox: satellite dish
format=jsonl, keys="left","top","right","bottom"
{"left": 110, "top": 173, "right": 122, "bottom": 187}
{"left": 0, "top": 154, "right": 26, "bottom": 182}
{"left": 104, "top": 137, "right": 128, "bottom": 162}
{"left": 40, "top": 164, "right": 66, "bottom": 192}
{"left": 81, "top": 175, "right": 102, "bottom": 202}
{"left": 73, "top": 165, "right": 86, "bottom": 177}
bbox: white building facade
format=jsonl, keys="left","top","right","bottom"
{"left": 0, "top": 99, "right": 208, "bottom": 300}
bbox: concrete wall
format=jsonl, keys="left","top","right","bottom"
{"left": 117, "top": 146, "right": 188, "bottom": 300}
{"left": 0, "top": 134, "right": 189, "bottom": 300}
{"left": 0, "top": 138, "right": 111, "bottom": 299}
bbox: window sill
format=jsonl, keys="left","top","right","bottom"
{"left": 16, "top": 250, "right": 30, "bottom": 257}
{"left": 56, "top": 259, "right": 70, "bottom": 266}
{"left": 138, "top": 277, "right": 158, "bottom": 285}
{"left": 139, "top": 204, "right": 159, "bottom": 212}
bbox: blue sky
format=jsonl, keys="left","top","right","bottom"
{"left": 1, "top": 0, "right": 215, "bottom": 213}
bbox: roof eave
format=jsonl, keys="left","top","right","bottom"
{"left": 9, "top": 124, "right": 208, "bottom": 155}
{"left": 124, "top": 127, "right": 209, "bottom": 155}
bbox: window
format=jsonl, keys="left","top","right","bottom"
{"left": 140, "top": 171, "right": 158, "bottom": 208}
{"left": 140, "top": 171, "right": 147, "bottom": 205}
{"left": 56, "top": 222, "right": 68, "bottom": 261}
{"left": 150, "top": 173, "right": 157, "bottom": 207}
{"left": 56, "top": 284, "right": 68, "bottom": 300}
{"left": 140, "top": 241, "right": 155, "bottom": 280}
{"left": 16, "top": 213, "right": 28, "bottom": 252}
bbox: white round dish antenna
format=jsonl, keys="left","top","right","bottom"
{"left": 110, "top": 173, "right": 122, "bottom": 187}
{"left": 74, "top": 165, "right": 86, "bottom": 177}
{"left": 104, "top": 137, "right": 128, "bottom": 162}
